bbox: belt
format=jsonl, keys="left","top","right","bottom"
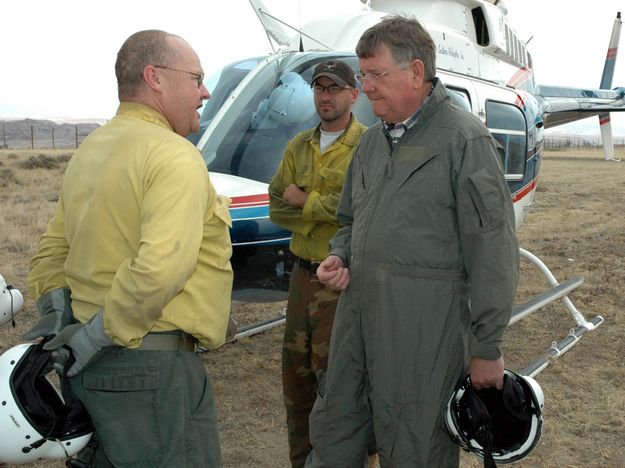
{"left": 137, "top": 331, "right": 197, "bottom": 352}
{"left": 297, "top": 256, "right": 322, "bottom": 272}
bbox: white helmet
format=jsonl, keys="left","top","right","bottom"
{"left": 0, "top": 274, "right": 24, "bottom": 327}
{"left": 445, "top": 369, "right": 544, "bottom": 465}
{"left": 0, "top": 342, "right": 93, "bottom": 463}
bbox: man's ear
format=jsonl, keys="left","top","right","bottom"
{"left": 350, "top": 87, "right": 359, "bottom": 104}
{"left": 409, "top": 59, "right": 426, "bottom": 86}
{"left": 143, "top": 65, "right": 162, "bottom": 91}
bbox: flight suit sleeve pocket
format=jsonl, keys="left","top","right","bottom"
{"left": 459, "top": 168, "right": 505, "bottom": 233}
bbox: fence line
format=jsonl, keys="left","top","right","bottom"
{"left": 1, "top": 123, "right": 98, "bottom": 150}
{"left": 1, "top": 122, "right": 624, "bottom": 151}
{"left": 544, "top": 137, "right": 625, "bottom": 150}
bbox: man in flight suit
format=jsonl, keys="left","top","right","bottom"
{"left": 307, "top": 16, "right": 520, "bottom": 467}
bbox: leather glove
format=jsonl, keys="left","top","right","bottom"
{"left": 23, "top": 288, "right": 74, "bottom": 340}
{"left": 43, "top": 310, "right": 116, "bottom": 377}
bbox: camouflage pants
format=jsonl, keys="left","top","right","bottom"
{"left": 283, "top": 262, "right": 340, "bottom": 468}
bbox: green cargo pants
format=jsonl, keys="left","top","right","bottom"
{"left": 69, "top": 342, "right": 220, "bottom": 467}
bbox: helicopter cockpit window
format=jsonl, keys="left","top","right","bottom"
{"left": 485, "top": 100, "right": 527, "bottom": 180}
{"left": 207, "top": 68, "right": 319, "bottom": 183}
{"left": 186, "top": 57, "right": 263, "bottom": 145}
{"left": 250, "top": 72, "right": 316, "bottom": 130}
{"left": 198, "top": 54, "right": 377, "bottom": 184}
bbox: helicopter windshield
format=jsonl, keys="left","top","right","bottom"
{"left": 187, "top": 57, "right": 263, "bottom": 145}
{"left": 196, "top": 53, "right": 377, "bottom": 184}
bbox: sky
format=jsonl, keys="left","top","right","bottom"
{"left": 1, "top": 0, "right": 623, "bottom": 135}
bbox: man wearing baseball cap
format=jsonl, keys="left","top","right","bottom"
{"left": 269, "top": 59, "right": 370, "bottom": 467}
{"left": 311, "top": 58, "right": 358, "bottom": 88}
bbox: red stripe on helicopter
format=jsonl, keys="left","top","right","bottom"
{"left": 232, "top": 184, "right": 540, "bottom": 207}
{"left": 230, "top": 193, "right": 270, "bottom": 208}
{"left": 599, "top": 115, "right": 611, "bottom": 126}
{"left": 507, "top": 67, "right": 532, "bottom": 88}
{"left": 606, "top": 47, "right": 617, "bottom": 60}
{"left": 512, "top": 178, "right": 537, "bottom": 203}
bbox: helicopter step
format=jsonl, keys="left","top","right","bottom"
{"left": 510, "top": 276, "right": 584, "bottom": 325}
{"left": 515, "top": 248, "right": 604, "bottom": 377}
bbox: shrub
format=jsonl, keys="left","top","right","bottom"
{"left": 0, "top": 167, "right": 21, "bottom": 187}
{"left": 19, "top": 154, "right": 59, "bottom": 170}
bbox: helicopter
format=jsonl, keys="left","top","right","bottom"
{"left": 187, "top": 0, "right": 622, "bottom": 372}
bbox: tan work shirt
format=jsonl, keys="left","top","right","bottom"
{"left": 28, "top": 102, "right": 233, "bottom": 349}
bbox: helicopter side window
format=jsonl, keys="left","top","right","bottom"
{"left": 485, "top": 100, "right": 527, "bottom": 180}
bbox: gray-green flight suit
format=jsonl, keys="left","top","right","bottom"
{"left": 307, "top": 79, "right": 519, "bottom": 467}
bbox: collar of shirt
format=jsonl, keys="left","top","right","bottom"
{"left": 385, "top": 122, "right": 408, "bottom": 140}
{"left": 117, "top": 101, "right": 173, "bottom": 132}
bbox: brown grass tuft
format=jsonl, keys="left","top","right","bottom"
{"left": 0, "top": 167, "right": 21, "bottom": 187}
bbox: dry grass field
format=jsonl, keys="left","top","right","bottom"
{"left": 1, "top": 147, "right": 624, "bottom": 467}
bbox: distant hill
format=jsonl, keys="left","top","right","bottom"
{"left": 1, "top": 118, "right": 101, "bottom": 149}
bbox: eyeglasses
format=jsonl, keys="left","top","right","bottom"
{"left": 154, "top": 65, "right": 204, "bottom": 88}
{"left": 312, "top": 84, "right": 352, "bottom": 95}
{"left": 354, "top": 63, "right": 406, "bottom": 84}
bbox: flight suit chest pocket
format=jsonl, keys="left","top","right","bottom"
{"left": 393, "top": 148, "right": 448, "bottom": 209}
{"left": 394, "top": 146, "right": 438, "bottom": 180}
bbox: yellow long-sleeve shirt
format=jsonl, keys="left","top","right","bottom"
{"left": 268, "top": 116, "right": 366, "bottom": 261}
{"left": 27, "top": 102, "right": 233, "bottom": 349}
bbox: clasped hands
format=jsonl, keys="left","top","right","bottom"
{"left": 24, "top": 289, "right": 114, "bottom": 377}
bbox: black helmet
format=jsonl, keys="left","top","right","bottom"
{"left": 0, "top": 342, "right": 93, "bottom": 463}
{"left": 445, "top": 369, "right": 544, "bottom": 466}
